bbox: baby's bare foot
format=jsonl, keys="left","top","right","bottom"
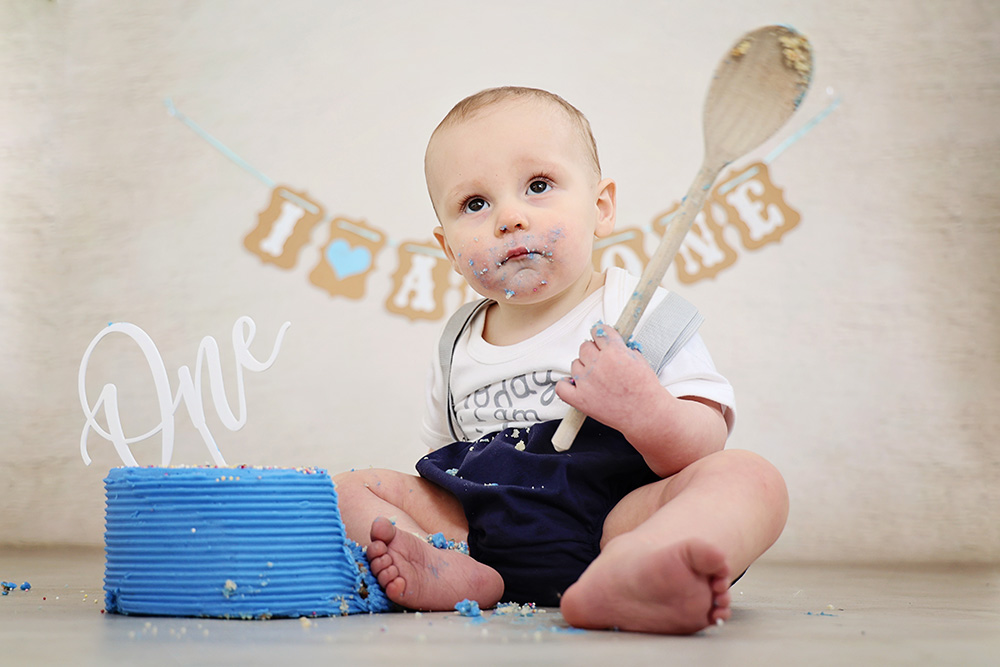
{"left": 560, "top": 537, "right": 731, "bottom": 634}
{"left": 366, "top": 516, "right": 504, "bottom": 611}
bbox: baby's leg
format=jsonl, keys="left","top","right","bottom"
{"left": 332, "top": 469, "right": 503, "bottom": 611}
{"left": 560, "top": 449, "right": 788, "bottom": 634}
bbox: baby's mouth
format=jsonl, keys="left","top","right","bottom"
{"left": 500, "top": 247, "right": 543, "bottom": 265}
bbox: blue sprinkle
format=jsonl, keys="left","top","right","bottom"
{"left": 445, "top": 468, "right": 459, "bottom": 476}
{"left": 20, "top": 582, "right": 31, "bottom": 591}
{"left": 455, "top": 599, "right": 481, "bottom": 617}
{"left": 626, "top": 337, "right": 644, "bottom": 353}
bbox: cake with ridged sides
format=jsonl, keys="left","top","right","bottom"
{"left": 103, "top": 466, "right": 390, "bottom": 619}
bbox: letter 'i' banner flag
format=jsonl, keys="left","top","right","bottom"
{"left": 244, "top": 186, "right": 324, "bottom": 269}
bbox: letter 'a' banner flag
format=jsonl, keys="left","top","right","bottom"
{"left": 385, "top": 241, "right": 453, "bottom": 321}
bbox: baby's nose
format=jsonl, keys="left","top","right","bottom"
{"left": 495, "top": 206, "right": 528, "bottom": 235}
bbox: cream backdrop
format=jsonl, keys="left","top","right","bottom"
{"left": 1, "top": 1, "right": 997, "bottom": 564}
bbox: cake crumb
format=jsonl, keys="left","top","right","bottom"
{"left": 454, "top": 599, "right": 481, "bottom": 617}
{"left": 495, "top": 601, "right": 538, "bottom": 617}
{"left": 778, "top": 32, "right": 812, "bottom": 84}
{"left": 731, "top": 38, "right": 752, "bottom": 59}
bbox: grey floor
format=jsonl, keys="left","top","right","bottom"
{"left": 1, "top": 547, "right": 997, "bottom": 666}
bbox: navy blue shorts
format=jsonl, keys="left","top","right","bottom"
{"left": 416, "top": 419, "right": 660, "bottom": 606}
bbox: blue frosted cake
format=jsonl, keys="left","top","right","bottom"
{"left": 103, "top": 466, "right": 390, "bottom": 619}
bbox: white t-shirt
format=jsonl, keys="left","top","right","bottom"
{"left": 421, "top": 267, "right": 736, "bottom": 450}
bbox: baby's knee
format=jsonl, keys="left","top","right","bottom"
{"left": 333, "top": 468, "right": 423, "bottom": 503}
{"left": 717, "top": 450, "right": 789, "bottom": 512}
{"left": 333, "top": 468, "right": 390, "bottom": 499}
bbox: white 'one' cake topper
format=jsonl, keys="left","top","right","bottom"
{"left": 79, "top": 316, "right": 290, "bottom": 467}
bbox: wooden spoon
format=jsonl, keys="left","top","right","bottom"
{"left": 552, "top": 25, "right": 814, "bottom": 452}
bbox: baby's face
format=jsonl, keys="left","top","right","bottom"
{"left": 426, "top": 98, "right": 614, "bottom": 305}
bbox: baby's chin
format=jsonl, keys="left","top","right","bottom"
{"left": 499, "top": 285, "right": 549, "bottom": 302}
{"left": 473, "top": 273, "right": 553, "bottom": 303}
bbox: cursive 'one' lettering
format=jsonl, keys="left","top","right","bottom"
{"left": 78, "top": 316, "right": 290, "bottom": 467}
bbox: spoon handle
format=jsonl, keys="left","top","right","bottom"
{"left": 551, "top": 161, "right": 722, "bottom": 452}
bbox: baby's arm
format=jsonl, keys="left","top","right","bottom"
{"left": 554, "top": 324, "right": 728, "bottom": 478}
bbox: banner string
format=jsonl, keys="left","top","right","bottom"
{"left": 165, "top": 98, "right": 277, "bottom": 190}
{"left": 164, "top": 92, "right": 840, "bottom": 261}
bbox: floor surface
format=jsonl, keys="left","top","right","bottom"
{"left": 0, "top": 548, "right": 997, "bottom": 666}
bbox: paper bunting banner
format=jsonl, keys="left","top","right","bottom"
{"left": 309, "top": 217, "right": 386, "bottom": 300}
{"left": 385, "top": 242, "right": 454, "bottom": 321}
{"left": 165, "top": 96, "right": 838, "bottom": 321}
{"left": 244, "top": 187, "right": 324, "bottom": 269}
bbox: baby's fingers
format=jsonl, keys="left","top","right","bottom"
{"left": 589, "top": 322, "right": 623, "bottom": 350}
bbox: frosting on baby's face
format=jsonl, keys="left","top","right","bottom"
{"left": 426, "top": 98, "right": 615, "bottom": 306}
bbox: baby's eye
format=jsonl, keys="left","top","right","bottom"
{"left": 528, "top": 180, "right": 550, "bottom": 195}
{"left": 463, "top": 197, "right": 488, "bottom": 214}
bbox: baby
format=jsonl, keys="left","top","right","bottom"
{"left": 333, "top": 86, "right": 788, "bottom": 634}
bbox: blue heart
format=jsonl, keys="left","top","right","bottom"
{"left": 325, "top": 239, "right": 372, "bottom": 279}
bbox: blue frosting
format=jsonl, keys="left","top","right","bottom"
{"left": 103, "top": 467, "right": 391, "bottom": 618}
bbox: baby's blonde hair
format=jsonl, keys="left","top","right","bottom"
{"left": 428, "top": 86, "right": 602, "bottom": 176}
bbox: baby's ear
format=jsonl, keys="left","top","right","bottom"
{"left": 594, "top": 178, "right": 617, "bottom": 238}
{"left": 433, "top": 226, "right": 462, "bottom": 274}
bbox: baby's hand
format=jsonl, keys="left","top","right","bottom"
{"left": 555, "top": 324, "right": 663, "bottom": 432}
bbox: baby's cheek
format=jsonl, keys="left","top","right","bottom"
{"left": 458, "top": 246, "right": 500, "bottom": 287}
